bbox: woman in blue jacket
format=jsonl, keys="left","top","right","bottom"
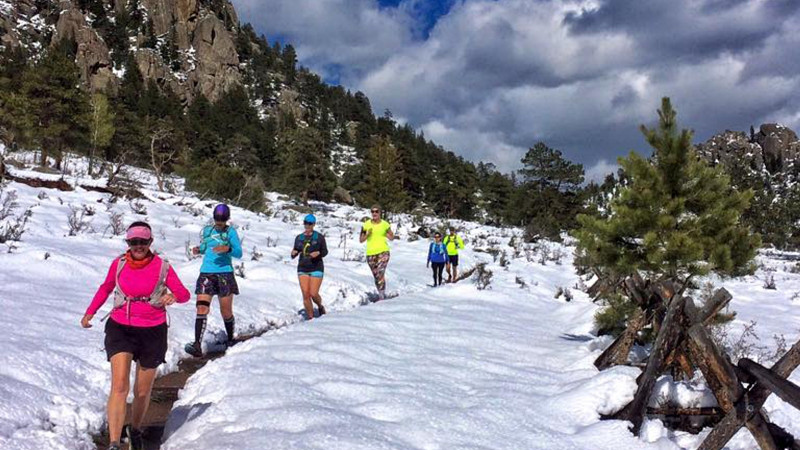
{"left": 185, "top": 204, "right": 243, "bottom": 356}
{"left": 427, "top": 232, "right": 449, "bottom": 287}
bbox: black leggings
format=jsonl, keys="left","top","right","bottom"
{"left": 431, "top": 262, "right": 445, "bottom": 286}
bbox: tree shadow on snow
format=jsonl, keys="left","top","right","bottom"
{"left": 161, "top": 402, "right": 213, "bottom": 443}
{"left": 559, "top": 333, "right": 595, "bottom": 342}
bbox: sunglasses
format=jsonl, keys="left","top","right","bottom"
{"left": 303, "top": 221, "right": 315, "bottom": 226}
{"left": 126, "top": 238, "right": 151, "bottom": 247}
{"left": 371, "top": 209, "right": 380, "bottom": 213}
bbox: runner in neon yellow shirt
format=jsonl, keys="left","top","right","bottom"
{"left": 444, "top": 226, "right": 465, "bottom": 283}
{"left": 360, "top": 205, "right": 396, "bottom": 300}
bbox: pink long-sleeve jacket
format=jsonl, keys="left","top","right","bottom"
{"left": 86, "top": 255, "right": 191, "bottom": 327}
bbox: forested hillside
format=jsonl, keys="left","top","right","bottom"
{"left": 0, "top": 0, "right": 589, "bottom": 238}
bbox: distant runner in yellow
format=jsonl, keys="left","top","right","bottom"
{"left": 444, "top": 226, "right": 465, "bottom": 283}
{"left": 360, "top": 205, "right": 396, "bottom": 300}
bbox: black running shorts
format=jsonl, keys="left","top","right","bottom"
{"left": 105, "top": 319, "right": 168, "bottom": 369}
{"left": 195, "top": 272, "right": 239, "bottom": 297}
{"left": 448, "top": 255, "right": 460, "bottom": 267}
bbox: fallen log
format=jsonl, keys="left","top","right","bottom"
{"left": 1, "top": 165, "right": 74, "bottom": 191}
{"left": 698, "top": 338, "right": 800, "bottom": 450}
{"left": 611, "top": 295, "right": 687, "bottom": 434}
{"left": 646, "top": 406, "right": 722, "bottom": 416}
{"left": 595, "top": 308, "right": 646, "bottom": 370}
{"left": 686, "top": 323, "right": 742, "bottom": 411}
{"left": 738, "top": 359, "right": 800, "bottom": 412}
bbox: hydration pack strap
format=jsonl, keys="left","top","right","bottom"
{"left": 105, "top": 257, "right": 170, "bottom": 321}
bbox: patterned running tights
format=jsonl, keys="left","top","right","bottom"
{"left": 367, "top": 252, "right": 391, "bottom": 291}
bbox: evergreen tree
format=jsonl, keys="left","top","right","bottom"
{"left": 520, "top": 142, "right": 584, "bottom": 190}
{"left": 281, "top": 44, "right": 297, "bottom": 84}
{"left": 429, "top": 153, "right": 477, "bottom": 219}
{"left": 161, "top": 28, "right": 181, "bottom": 72}
{"left": 574, "top": 98, "right": 760, "bottom": 287}
{"left": 0, "top": 47, "right": 32, "bottom": 149}
{"left": 515, "top": 142, "right": 585, "bottom": 240}
{"left": 88, "top": 93, "right": 115, "bottom": 175}
{"left": 278, "top": 127, "right": 336, "bottom": 203}
{"left": 18, "top": 41, "right": 90, "bottom": 167}
{"left": 476, "top": 162, "right": 514, "bottom": 224}
{"left": 358, "top": 135, "right": 408, "bottom": 211}
{"left": 142, "top": 18, "right": 158, "bottom": 49}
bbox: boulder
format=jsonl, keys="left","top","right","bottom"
{"left": 333, "top": 187, "right": 354, "bottom": 205}
{"left": 755, "top": 124, "right": 800, "bottom": 173}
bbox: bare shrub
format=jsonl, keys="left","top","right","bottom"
{"left": 108, "top": 211, "right": 125, "bottom": 236}
{"left": 551, "top": 247, "right": 565, "bottom": 265}
{"left": 0, "top": 208, "right": 32, "bottom": 244}
{"left": 0, "top": 188, "right": 18, "bottom": 221}
{"left": 342, "top": 249, "right": 365, "bottom": 262}
{"left": 129, "top": 200, "right": 147, "bottom": 216}
{"left": 499, "top": 252, "right": 509, "bottom": 267}
{"left": 474, "top": 263, "right": 493, "bottom": 290}
{"left": 763, "top": 270, "right": 777, "bottom": 290}
{"left": 250, "top": 246, "right": 263, "bottom": 261}
{"left": 555, "top": 286, "right": 573, "bottom": 302}
{"left": 711, "top": 320, "right": 789, "bottom": 365}
{"left": 182, "top": 204, "right": 204, "bottom": 217}
{"left": 515, "top": 276, "right": 528, "bottom": 289}
{"left": 234, "top": 262, "right": 246, "bottom": 278}
{"left": 68, "top": 206, "right": 94, "bottom": 236}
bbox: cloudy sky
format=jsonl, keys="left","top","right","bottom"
{"left": 231, "top": 0, "right": 800, "bottom": 179}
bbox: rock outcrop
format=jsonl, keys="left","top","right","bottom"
{"left": 53, "top": 4, "right": 116, "bottom": 92}
{"left": 190, "top": 11, "right": 240, "bottom": 101}
{"left": 1, "top": 0, "right": 244, "bottom": 103}
{"left": 754, "top": 124, "right": 800, "bottom": 173}
{"left": 696, "top": 124, "right": 800, "bottom": 175}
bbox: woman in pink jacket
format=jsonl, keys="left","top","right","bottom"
{"left": 81, "top": 221, "right": 190, "bottom": 450}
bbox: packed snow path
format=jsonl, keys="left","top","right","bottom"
{"left": 162, "top": 274, "right": 657, "bottom": 450}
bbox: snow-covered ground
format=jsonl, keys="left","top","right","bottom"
{"left": 0, "top": 153, "right": 799, "bottom": 449}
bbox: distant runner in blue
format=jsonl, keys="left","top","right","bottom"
{"left": 427, "top": 231, "right": 449, "bottom": 287}
{"left": 185, "top": 204, "right": 243, "bottom": 356}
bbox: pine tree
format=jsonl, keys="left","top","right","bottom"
{"left": 520, "top": 142, "right": 584, "bottom": 190}
{"left": 513, "top": 142, "right": 585, "bottom": 240}
{"left": 278, "top": 127, "right": 336, "bottom": 203}
{"left": 88, "top": 93, "right": 115, "bottom": 175}
{"left": 0, "top": 47, "right": 33, "bottom": 150}
{"left": 358, "top": 135, "right": 408, "bottom": 211}
{"left": 142, "top": 18, "right": 158, "bottom": 49}
{"left": 281, "top": 44, "right": 297, "bottom": 84}
{"left": 19, "top": 41, "right": 90, "bottom": 168}
{"left": 574, "top": 98, "right": 760, "bottom": 287}
{"left": 429, "top": 153, "right": 477, "bottom": 219}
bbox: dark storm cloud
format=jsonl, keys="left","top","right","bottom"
{"left": 564, "top": 0, "right": 800, "bottom": 63}
{"left": 234, "top": 0, "right": 800, "bottom": 176}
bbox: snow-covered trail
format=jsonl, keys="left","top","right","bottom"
{"left": 161, "top": 253, "right": 667, "bottom": 450}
